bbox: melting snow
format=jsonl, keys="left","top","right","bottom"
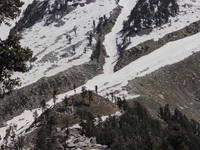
{"left": 0, "top": 0, "right": 200, "bottom": 146}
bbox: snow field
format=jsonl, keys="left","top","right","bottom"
{"left": 12, "top": 0, "right": 117, "bottom": 87}
{"left": 103, "top": 0, "right": 138, "bottom": 74}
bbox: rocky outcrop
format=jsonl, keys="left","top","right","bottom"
{"left": 65, "top": 131, "right": 108, "bottom": 150}
{"left": 114, "top": 19, "right": 200, "bottom": 72}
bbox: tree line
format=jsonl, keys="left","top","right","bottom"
{"left": 80, "top": 101, "right": 200, "bottom": 150}
{"left": 122, "top": 0, "right": 179, "bottom": 35}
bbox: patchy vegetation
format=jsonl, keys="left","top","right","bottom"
{"left": 6, "top": 91, "right": 118, "bottom": 150}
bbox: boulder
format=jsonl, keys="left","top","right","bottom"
{"left": 90, "top": 137, "right": 97, "bottom": 145}
{"left": 84, "top": 139, "right": 91, "bottom": 145}
{"left": 101, "top": 145, "right": 108, "bottom": 149}
{"left": 67, "top": 142, "right": 76, "bottom": 148}
{"left": 56, "top": 127, "right": 61, "bottom": 133}
{"left": 76, "top": 142, "right": 86, "bottom": 148}
{"left": 93, "top": 144, "right": 102, "bottom": 148}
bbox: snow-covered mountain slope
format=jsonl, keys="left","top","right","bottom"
{"left": 9, "top": 0, "right": 200, "bottom": 88}
{"left": 123, "top": 0, "right": 200, "bottom": 49}
{"left": 0, "top": 0, "right": 200, "bottom": 147}
{"left": 11, "top": 0, "right": 118, "bottom": 87}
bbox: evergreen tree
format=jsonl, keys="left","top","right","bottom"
{"left": 88, "top": 32, "right": 93, "bottom": 46}
{"left": 16, "top": 135, "right": 25, "bottom": 149}
{"left": 53, "top": 88, "right": 57, "bottom": 106}
{"left": 40, "top": 99, "right": 46, "bottom": 112}
{"left": 95, "top": 85, "right": 98, "bottom": 93}
{"left": 73, "top": 83, "right": 76, "bottom": 94}
{"left": 167, "top": 124, "right": 189, "bottom": 150}
{"left": 36, "top": 127, "right": 49, "bottom": 150}
{"left": 91, "top": 37, "right": 102, "bottom": 61}
{"left": 122, "top": 0, "right": 179, "bottom": 35}
{"left": 88, "top": 90, "right": 93, "bottom": 106}
{"left": 81, "top": 86, "right": 87, "bottom": 107}
{"left": 47, "top": 115, "right": 56, "bottom": 135}
{"left": 63, "top": 95, "right": 68, "bottom": 108}
{"left": 0, "top": 1, "right": 36, "bottom": 93}
{"left": 0, "top": 0, "right": 24, "bottom": 26}
{"left": 33, "top": 110, "right": 38, "bottom": 122}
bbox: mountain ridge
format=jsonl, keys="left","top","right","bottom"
{"left": 1, "top": 0, "right": 200, "bottom": 148}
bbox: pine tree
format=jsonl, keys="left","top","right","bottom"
{"left": 88, "top": 32, "right": 93, "bottom": 46}
{"left": 88, "top": 90, "right": 93, "bottom": 106}
{"left": 81, "top": 86, "right": 87, "bottom": 107}
{"left": 91, "top": 37, "right": 102, "bottom": 61}
{"left": 53, "top": 88, "right": 57, "bottom": 107}
{"left": 95, "top": 85, "right": 98, "bottom": 93}
{"left": 122, "top": 0, "right": 179, "bottom": 35}
{"left": 40, "top": 99, "right": 46, "bottom": 112}
{"left": 33, "top": 110, "right": 38, "bottom": 122}
{"left": 167, "top": 124, "right": 189, "bottom": 150}
{"left": 0, "top": 0, "right": 24, "bottom": 26}
{"left": 0, "top": 1, "right": 36, "bottom": 93}
{"left": 63, "top": 95, "right": 68, "bottom": 108}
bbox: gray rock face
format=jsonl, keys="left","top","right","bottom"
{"left": 65, "top": 131, "right": 107, "bottom": 149}
{"left": 76, "top": 142, "right": 86, "bottom": 148}
{"left": 67, "top": 142, "right": 76, "bottom": 148}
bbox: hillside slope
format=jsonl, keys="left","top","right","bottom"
{"left": 0, "top": 0, "right": 200, "bottom": 148}
{"left": 126, "top": 51, "right": 200, "bottom": 122}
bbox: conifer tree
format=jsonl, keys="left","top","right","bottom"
{"left": 95, "top": 85, "right": 98, "bottom": 93}
{"left": 88, "top": 90, "right": 93, "bottom": 106}
{"left": 33, "top": 110, "right": 38, "bottom": 122}
{"left": 63, "top": 95, "right": 68, "bottom": 108}
{"left": 0, "top": 0, "right": 36, "bottom": 93}
{"left": 40, "top": 99, "right": 46, "bottom": 112}
{"left": 0, "top": 0, "right": 24, "bottom": 26}
{"left": 53, "top": 88, "right": 57, "bottom": 106}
